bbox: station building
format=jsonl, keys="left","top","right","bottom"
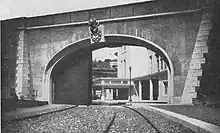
{"left": 92, "top": 45, "right": 169, "bottom": 103}
{"left": 117, "top": 45, "right": 168, "bottom": 102}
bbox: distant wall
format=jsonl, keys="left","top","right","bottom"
{"left": 52, "top": 49, "right": 92, "bottom": 105}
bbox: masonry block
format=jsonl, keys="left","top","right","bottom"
{"left": 202, "top": 12, "right": 212, "bottom": 20}
{"left": 190, "top": 62, "right": 202, "bottom": 69}
{"left": 181, "top": 92, "right": 197, "bottom": 103}
{"left": 192, "top": 53, "right": 204, "bottom": 59}
{"left": 195, "top": 41, "right": 207, "bottom": 47}
{"left": 15, "top": 30, "right": 32, "bottom": 99}
{"left": 157, "top": 0, "right": 190, "bottom": 12}
{"left": 53, "top": 13, "right": 71, "bottom": 24}
{"left": 188, "top": 69, "right": 203, "bottom": 76}
{"left": 196, "top": 35, "right": 209, "bottom": 41}
{"left": 70, "top": 11, "right": 89, "bottom": 22}
{"left": 133, "top": 1, "right": 158, "bottom": 15}
{"left": 110, "top": 5, "right": 133, "bottom": 18}
{"left": 193, "top": 45, "right": 209, "bottom": 53}
{"left": 89, "top": 8, "right": 110, "bottom": 20}
{"left": 186, "top": 79, "right": 200, "bottom": 86}
{"left": 191, "top": 58, "right": 206, "bottom": 64}
{"left": 200, "top": 19, "right": 212, "bottom": 24}
{"left": 25, "top": 17, "right": 38, "bottom": 27}
{"left": 197, "top": 30, "right": 210, "bottom": 36}
{"left": 199, "top": 23, "right": 212, "bottom": 30}
{"left": 183, "top": 86, "right": 196, "bottom": 93}
{"left": 38, "top": 15, "right": 54, "bottom": 26}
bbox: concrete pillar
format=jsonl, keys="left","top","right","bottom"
{"left": 158, "top": 81, "right": 163, "bottom": 100}
{"left": 139, "top": 81, "right": 142, "bottom": 100}
{"left": 116, "top": 89, "right": 118, "bottom": 99}
{"left": 150, "top": 79, "right": 153, "bottom": 100}
{"left": 101, "top": 86, "right": 105, "bottom": 101}
{"left": 106, "top": 89, "right": 111, "bottom": 100}
{"left": 93, "top": 90, "right": 96, "bottom": 97}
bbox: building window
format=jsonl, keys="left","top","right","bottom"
{"left": 156, "top": 56, "right": 159, "bottom": 72}
{"left": 149, "top": 55, "right": 152, "bottom": 73}
{"left": 124, "top": 59, "right": 126, "bottom": 77}
{"left": 121, "top": 61, "right": 123, "bottom": 76}
{"left": 123, "top": 81, "right": 128, "bottom": 84}
{"left": 161, "top": 59, "right": 163, "bottom": 70}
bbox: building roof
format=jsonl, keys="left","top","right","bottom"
{"left": 133, "top": 70, "right": 168, "bottom": 81}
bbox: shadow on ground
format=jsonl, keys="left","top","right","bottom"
{"left": 1, "top": 99, "right": 48, "bottom": 112}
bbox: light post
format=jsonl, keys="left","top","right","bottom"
{"left": 129, "top": 66, "right": 132, "bottom": 103}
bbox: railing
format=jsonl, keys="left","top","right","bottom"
{"left": 93, "top": 78, "right": 134, "bottom": 86}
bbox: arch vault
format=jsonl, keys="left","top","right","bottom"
{"left": 42, "top": 34, "right": 174, "bottom": 104}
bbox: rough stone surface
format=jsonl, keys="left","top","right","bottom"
{"left": 52, "top": 49, "right": 92, "bottom": 104}
{"left": 181, "top": 7, "right": 217, "bottom": 104}
{"left": 25, "top": 13, "right": 201, "bottom": 103}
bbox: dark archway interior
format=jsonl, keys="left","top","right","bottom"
{"left": 51, "top": 48, "right": 92, "bottom": 104}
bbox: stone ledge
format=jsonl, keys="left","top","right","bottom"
{"left": 141, "top": 105, "right": 220, "bottom": 133}
{"left": 195, "top": 41, "right": 207, "bottom": 47}
{"left": 191, "top": 58, "right": 206, "bottom": 64}
{"left": 187, "top": 69, "right": 203, "bottom": 76}
{"left": 200, "top": 19, "right": 212, "bottom": 24}
{"left": 192, "top": 53, "right": 204, "bottom": 59}
{"left": 202, "top": 12, "right": 212, "bottom": 20}
{"left": 193, "top": 46, "right": 209, "bottom": 53}
{"left": 190, "top": 62, "right": 202, "bottom": 69}
{"left": 197, "top": 30, "right": 210, "bottom": 36}
{"left": 196, "top": 35, "right": 209, "bottom": 41}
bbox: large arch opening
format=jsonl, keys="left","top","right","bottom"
{"left": 43, "top": 34, "right": 174, "bottom": 104}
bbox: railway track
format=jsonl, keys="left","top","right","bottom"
{"left": 103, "top": 105, "right": 160, "bottom": 133}
{"left": 123, "top": 106, "right": 160, "bottom": 133}
{"left": 2, "top": 105, "right": 194, "bottom": 133}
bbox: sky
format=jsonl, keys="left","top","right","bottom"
{"left": 0, "top": 0, "right": 148, "bottom": 61}
{"left": 92, "top": 47, "right": 118, "bottom": 61}
{"left": 0, "top": 0, "right": 148, "bottom": 20}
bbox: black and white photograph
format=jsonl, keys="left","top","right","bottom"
{"left": 1, "top": 0, "right": 220, "bottom": 132}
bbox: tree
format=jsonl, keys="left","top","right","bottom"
{"left": 104, "top": 59, "right": 111, "bottom": 62}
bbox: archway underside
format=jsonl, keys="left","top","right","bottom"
{"left": 44, "top": 35, "right": 174, "bottom": 104}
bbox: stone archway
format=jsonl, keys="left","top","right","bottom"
{"left": 42, "top": 34, "right": 174, "bottom": 104}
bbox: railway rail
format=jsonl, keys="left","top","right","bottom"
{"left": 2, "top": 105, "right": 194, "bottom": 133}
{"left": 123, "top": 106, "right": 160, "bottom": 133}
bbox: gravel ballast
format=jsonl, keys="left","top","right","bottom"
{"left": 108, "top": 106, "right": 157, "bottom": 133}
{"left": 2, "top": 105, "right": 195, "bottom": 133}
{"left": 2, "top": 106, "right": 115, "bottom": 133}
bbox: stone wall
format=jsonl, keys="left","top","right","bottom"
{"left": 23, "top": 0, "right": 207, "bottom": 28}
{"left": 1, "top": 0, "right": 213, "bottom": 104}
{"left": 1, "top": 19, "right": 24, "bottom": 99}
{"left": 197, "top": 5, "right": 220, "bottom": 105}
{"left": 22, "top": 12, "right": 202, "bottom": 102}
{"left": 181, "top": 8, "right": 213, "bottom": 103}
{"left": 181, "top": 4, "right": 220, "bottom": 105}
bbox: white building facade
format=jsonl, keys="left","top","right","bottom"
{"left": 117, "top": 45, "right": 168, "bottom": 102}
